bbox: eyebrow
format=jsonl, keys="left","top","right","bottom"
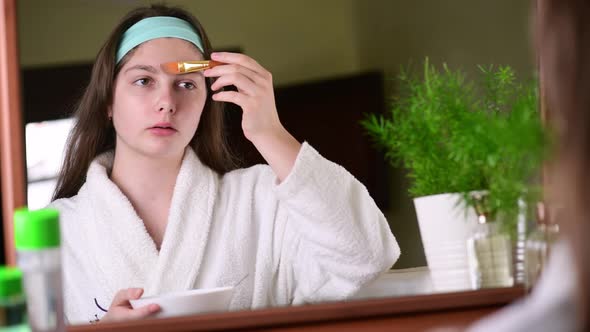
{"left": 123, "top": 64, "right": 205, "bottom": 78}
{"left": 124, "top": 64, "right": 158, "bottom": 74}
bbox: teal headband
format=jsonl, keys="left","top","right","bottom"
{"left": 116, "top": 16, "right": 204, "bottom": 64}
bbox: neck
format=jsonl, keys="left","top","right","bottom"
{"left": 110, "top": 148, "right": 184, "bottom": 209}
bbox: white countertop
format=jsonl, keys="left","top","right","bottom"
{"left": 352, "top": 267, "right": 437, "bottom": 299}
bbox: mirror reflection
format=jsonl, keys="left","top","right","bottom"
{"left": 15, "top": 0, "right": 534, "bottom": 326}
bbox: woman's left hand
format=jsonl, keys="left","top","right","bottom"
{"left": 205, "top": 52, "right": 282, "bottom": 144}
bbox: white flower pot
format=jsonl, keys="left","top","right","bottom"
{"left": 414, "top": 193, "right": 478, "bottom": 292}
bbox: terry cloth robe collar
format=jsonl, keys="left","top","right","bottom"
{"left": 81, "top": 148, "right": 218, "bottom": 297}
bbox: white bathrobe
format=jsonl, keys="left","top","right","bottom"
{"left": 50, "top": 142, "right": 400, "bottom": 324}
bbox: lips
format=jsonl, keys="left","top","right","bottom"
{"left": 149, "top": 122, "right": 177, "bottom": 136}
{"left": 151, "top": 122, "right": 176, "bottom": 130}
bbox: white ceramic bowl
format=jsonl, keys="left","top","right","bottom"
{"left": 130, "top": 286, "right": 234, "bottom": 318}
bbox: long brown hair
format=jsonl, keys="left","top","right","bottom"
{"left": 52, "top": 4, "right": 239, "bottom": 200}
{"left": 537, "top": 0, "right": 590, "bottom": 330}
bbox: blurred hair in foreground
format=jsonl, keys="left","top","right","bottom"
{"left": 537, "top": 0, "right": 590, "bottom": 330}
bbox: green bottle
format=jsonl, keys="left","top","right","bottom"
{"left": 0, "top": 266, "right": 30, "bottom": 331}
{"left": 14, "top": 208, "right": 64, "bottom": 332}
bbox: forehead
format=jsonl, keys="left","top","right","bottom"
{"left": 123, "top": 38, "right": 204, "bottom": 67}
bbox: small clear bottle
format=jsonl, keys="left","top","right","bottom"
{"left": 524, "top": 202, "right": 560, "bottom": 290}
{"left": 14, "top": 208, "right": 65, "bottom": 332}
{"left": 513, "top": 199, "right": 528, "bottom": 285}
{"left": 0, "top": 266, "right": 29, "bottom": 331}
{"left": 467, "top": 194, "right": 514, "bottom": 289}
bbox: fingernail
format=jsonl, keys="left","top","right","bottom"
{"left": 150, "top": 304, "right": 160, "bottom": 312}
{"left": 211, "top": 52, "right": 221, "bottom": 59}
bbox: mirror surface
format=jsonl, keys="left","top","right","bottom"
{"left": 13, "top": 0, "right": 534, "bottom": 326}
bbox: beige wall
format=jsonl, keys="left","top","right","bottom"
{"left": 356, "top": 0, "right": 533, "bottom": 77}
{"left": 18, "top": 0, "right": 532, "bottom": 85}
{"left": 17, "top": 0, "right": 361, "bottom": 86}
{"left": 17, "top": 0, "right": 534, "bottom": 268}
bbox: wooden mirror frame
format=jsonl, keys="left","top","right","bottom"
{"left": 0, "top": 0, "right": 25, "bottom": 267}
{"left": 1, "top": 0, "right": 525, "bottom": 330}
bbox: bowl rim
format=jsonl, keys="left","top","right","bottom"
{"left": 131, "top": 286, "right": 234, "bottom": 303}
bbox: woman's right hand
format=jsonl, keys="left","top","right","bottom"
{"left": 100, "top": 288, "right": 160, "bottom": 323}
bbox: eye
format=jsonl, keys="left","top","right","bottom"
{"left": 133, "top": 78, "right": 151, "bottom": 86}
{"left": 179, "top": 82, "right": 196, "bottom": 90}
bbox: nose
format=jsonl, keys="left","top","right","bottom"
{"left": 156, "top": 86, "right": 177, "bottom": 114}
{"left": 158, "top": 104, "right": 175, "bottom": 114}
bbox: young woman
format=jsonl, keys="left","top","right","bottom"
{"left": 49, "top": 4, "right": 399, "bottom": 324}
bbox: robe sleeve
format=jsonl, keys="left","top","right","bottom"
{"left": 271, "top": 142, "right": 400, "bottom": 304}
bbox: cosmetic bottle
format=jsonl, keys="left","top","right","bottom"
{"left": 0, "top": 266, "right": 29, "bottom": 331}
{"left": 524, "top": 202, "right": 560, "bottom": 290}
{"left": 14, "top": 208, "right": 64, "bottom": 332}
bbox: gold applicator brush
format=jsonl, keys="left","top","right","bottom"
{"left": 161, "top": 60, "right": 224, "bottom": 75}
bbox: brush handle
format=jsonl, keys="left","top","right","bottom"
{"left": 182, "top": 60, "right": 225, "bottom": 73}
{"left": 207, "top": 60, "right": 224, "bottom": 69}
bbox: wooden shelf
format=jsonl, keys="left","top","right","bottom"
{"left": 69, "top": 286, "right": 524, "bottom": 331}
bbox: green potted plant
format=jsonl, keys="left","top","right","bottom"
{"left": 362, "top": 59, "right": 547, "bottom": 291}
